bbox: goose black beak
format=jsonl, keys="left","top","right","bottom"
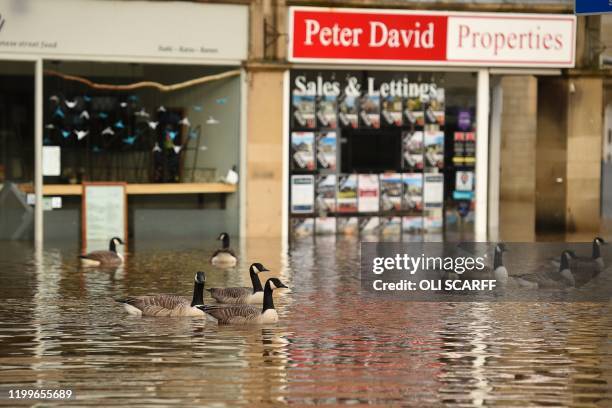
{"left": 278, "top": 283, "right": 289, "bottom": 289}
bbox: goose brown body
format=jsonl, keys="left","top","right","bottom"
{"left": 119, "top": 272, "right": 207, "bottom": 317}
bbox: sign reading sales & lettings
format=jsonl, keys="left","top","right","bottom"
{"left": 289, "top": 7, "right": 576, "bottom": 67}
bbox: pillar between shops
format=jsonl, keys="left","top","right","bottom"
{"left": 536, "top": 76, "right": 603, "bottom": 234}
{"left": 566, "top": 77, "right": 603, "bottom": 232}
{"left": 499, "top": 76, "right": 537, "bottom": 241}
{"left": 245, "top": 65, "right": 286, "bottom": 238}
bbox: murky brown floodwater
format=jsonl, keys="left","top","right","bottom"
{"left": 1, "top": 237, "right": 612, "bottom": 407}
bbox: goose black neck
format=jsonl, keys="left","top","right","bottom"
{"left": 109, "top": 240, "right": 117, "bottom": 253}
{"left": 593, "top": 240, "right": 601, "bottom": 259}
{"left": 559, "top": 253, "right": 570, "bottom": 271}
{"left": 262, "top": 281, "right": 275, "bottom": 312}
{"left": 250, "top": 267, "right": 264, "bottom": 293}
{"left": 494, "top": 248, "right": 503, "bottom": 269}
{"left": 222, "top": 235, "right": 230, "bottom": 249}
{"left": 191, "top": 281, "right": 204, "bottom": 307}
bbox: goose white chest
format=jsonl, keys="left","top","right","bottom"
{"left": 211, "top": 252, "right": 237, "bottom": 267}
{"left": 258, "top": 309, "right": 279, "bottom": 324}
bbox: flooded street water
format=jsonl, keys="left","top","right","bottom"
{"left": 1, "top": 237, "right": 612, "bottom": 406}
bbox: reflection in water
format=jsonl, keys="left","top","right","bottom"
{"left": 0, "top": 238, "right": 611, "bottom": 406}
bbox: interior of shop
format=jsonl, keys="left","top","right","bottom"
{"left": 0, "top": 61, "right": 241, "bottom": 241}
{"left": 288, "top": 70, "right": 477, "bottom": 240}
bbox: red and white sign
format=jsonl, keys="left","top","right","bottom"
{"left": 289, "top": 7, "right": 576, "bottom": 68}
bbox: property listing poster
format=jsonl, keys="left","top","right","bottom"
{"left": 360, "top": 93, "right": 380, "bottom": 129}
{"left": 292, "top": 91, "right": 316, "bottom": 129}
{"left": 358, "top": 174, "right": 380, "bottom": 213}
{"left": 453, "top": 131, "right": 476, "bottom": 167}
{"left": 423, "top": 174, "right": 444, "bottom": 210}
{"left": 316, "top": 131, "right": 337, "bottom": 170}
{"left": 291, "top": 131, "right": 315, "bottom": 171}
{"left": 453, "top": 171, "right": 475, "bottom": 201}
{"left": 291, "top": 175, "right": 315, "bottom": 214}
{"left": 402, "top": 173, "right": 423, "bottom": 212}
{"left": 402, "top": 130, "right": 424, "bottom": 170}
{"left": 425, "top": 130, "right": 444, "bottom": 169}
{"left": 317, "top": 94, "right": 338, "bottom": 129}
{"left": 382, "top": 94, "right": 403, "bottom": 127}
{"left": 464, "top": 132, "right": 476, "bottom": 165}
{"left": 316, "top": 174, "right": 336, "bottom": 213}
{"left": 380, "top": 173, "right": 403, "bottom": 212}
{"left": 404, "top": 94, "right": 424, "bottom": 127}
{"left": 453, "top": 132, "right": 466, "bottom": 165}
{"left": 338, "top": 94, "right": 358, "bottom": 129}
{"left": 424, "top": 88, "right": 445, "bottom": 126}
{"left": 337, "top": 175, "right": 358, "bottom": 213}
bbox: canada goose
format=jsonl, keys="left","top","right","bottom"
{"left": 210, "top": 232, "right": 237, "bottom": 267}
{"left": 497, "top": 250, "right": 575, "bottom": 289}
{"left": 550, "top": 237, "right": 607, "bottom": 271}
{"left": 207, "top": 263, "right": 269, "bottom": 304}
{"left": 79, "top": 237, "right": 124, "bottom": 267}
{"left": 571, "top": 237, "right": 607, "bottom": 276}
{"left": 565, "top": 247, "right": 607, "bottom": 287}
{"left": 118, "top": 271, "right": 207, "bottom": 317}
{"left": 441, "top": 243, "right": 506, "bottom": 281}
{"left": 197, "top": 278, "right": 288, "bottom": 324}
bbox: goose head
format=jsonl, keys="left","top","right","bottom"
{"left": 195, "top": 271, "right": 206, "bottom": 284}
{"left": 267, "top": 278, "right": 288, "bottom": 290}
{"left": 109, "top": 237, "right": 124, "bottom": 252}
{"left": 559, "top": 250, "right": 576, "bottom": 286}
{"left": 495, "top": 243, "right": 507, "bottom": 253}
{"left": 250, "top": 263, "right": 270, "bottom": 274}
{"left": 592, "top": 237, "right": 606, "bottom": 263}
{"left": 217, "top": 232, "right": 230, "bottom": 248}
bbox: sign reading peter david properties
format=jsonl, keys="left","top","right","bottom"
{"left": 289, "top": 7, "right": 576, "bottom": 67}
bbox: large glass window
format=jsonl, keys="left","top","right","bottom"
{"left": 288, "top": 70, "right": 477, "bottom": 240}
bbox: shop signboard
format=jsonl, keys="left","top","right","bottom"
{"left": 289, "top": 7, "right": 576, "bottom": 68}
{"left": 0, "top": 0, "right": 248, "bottom": 63}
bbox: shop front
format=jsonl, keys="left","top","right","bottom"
{"left": 0, "top": 0, "right": 248, "bottom": 245}
{"left": 284, "top": 7, "right": 576, "bottom": 241}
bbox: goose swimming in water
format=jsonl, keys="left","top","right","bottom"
{"left": 547, "top": 237, "right": 607, "bottom": 286}
{"left": 79, "top": 237, "right": 124, "bottom": 267}
{"left": 570, "top": 237, "right": 607, "bottom": 280}
{"left": 550, "top": 237, "right": 607, "bottom": 270}
{"left": 210, "top": 232, "right": 237, "bottom": 267}
{"left": 206, "top": 263, "right": 269, "bottom": 304}
{"left": 197, "top": 278, "right": 288, "bottom": 324}
{"left": 118, "top": 272, "right": 207, "bottom": 317}
{"left": 497, "top": 250, "right": 575, "bottom": 289}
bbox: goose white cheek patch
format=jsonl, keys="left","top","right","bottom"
{"left": 361, "top": 242, "right": 612, "bottom": 302}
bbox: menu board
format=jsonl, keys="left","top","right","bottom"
{"left": 82, "top": 183, "right": 127, "bottom": 250}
